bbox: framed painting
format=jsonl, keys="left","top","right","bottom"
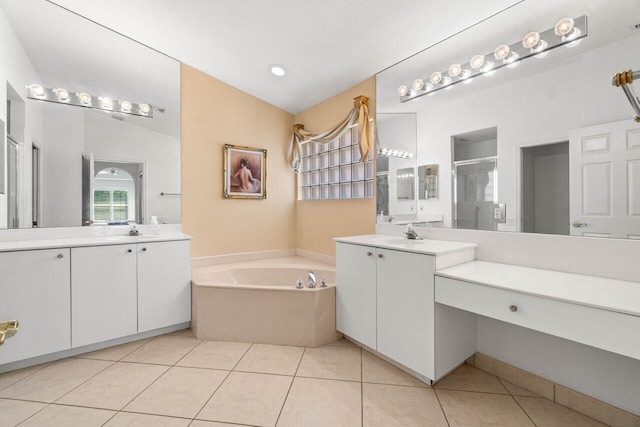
{"left": 223, "top": 144, "right": 267, "bottom": 199}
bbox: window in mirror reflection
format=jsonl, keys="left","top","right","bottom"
{"left": 93, "top": 167, "right": 135, "bottom": 225}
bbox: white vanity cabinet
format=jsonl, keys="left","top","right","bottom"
{"left": 71, "top": 244, "right": 139, "bottom": 347}
{"left": 0, "top": 249, "right": 71, "bottom": 365}
{"left": 137, "top": 240, "right": 191, "bottom": 332}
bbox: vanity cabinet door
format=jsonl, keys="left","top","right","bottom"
{"left": 137, "top": 240, "right": 191, "bottom": 332}
{"left": 71, "top": 245, "right": 137, "bottom": 347}
{"left": 336, "top": 243, "right": 377, "bottom": 348}
{"left": 0, "top": 249, "right": 71, "bottom": 365}
{"left": 376, "top": 249, "right": 435, "bottom": 379}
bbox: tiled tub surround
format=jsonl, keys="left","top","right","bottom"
{"left": 0, "top": 329, "right": 617, "bottom": 427}
{"left": 191, "top": 256, "right": 342, "bottom": 347}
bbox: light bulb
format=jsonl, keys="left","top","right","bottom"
{"left": 412, "top": 79, "right": 425, "bottom": 91}
{"left": 397, "top": 85, "right": 409, "bottom": 96}
{"left": 430, "top": 71, "right": 442, "bottom": 85}
{"left": 78, "top": 92, "right": 92, "bottom": 105}
{"left": 494, "top": 45, "right": 510, "bottom": 61}
{"left": 120, "top": 100, "right": 132, "bottom": 112}
{"left": 29, "top": 84, "right": 45, "bottom": 98}
{"left": 99, "top": 97, "right": 113, "bottom": 110}
{"left": 522, "top": 31, "right": 540, "bottom": 49}
{"left": 554, "top": 17, "right": 574, "bottom": 36}
{"left": 448, "top": 64, "right": 462, "bottom": 78}
{"left": 53, "top": 88, "right": 69, "bottom": 101}
{"left": 470, "top": 55, "right": 485, "bottom": 70}
{"left": 269, "top": 65, "right": 285, "bottom": 77}
{"left": 139, "top": 103, "right": 151, "bottom": 114}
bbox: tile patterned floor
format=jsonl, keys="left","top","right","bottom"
{"left": 0, "top": 330, "right": 609, "bottom": 426}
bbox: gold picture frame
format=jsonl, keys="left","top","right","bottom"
{"left": 223, "top": 144, "right": 267, "bottom": 199}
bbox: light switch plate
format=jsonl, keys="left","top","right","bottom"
{"left": 491, "top": 203, "right": 506, "bottom": 224}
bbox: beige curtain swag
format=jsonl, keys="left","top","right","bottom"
{"left": 287, "top": 95, "right": 372, "bottom": 171}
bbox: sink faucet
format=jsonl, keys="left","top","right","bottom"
{"left": 308, "top": 271, "right": 317, "bottom": 288}
{"left": 404, "top": 224, "right": 423, "bottom": 240}
{"left": 128, "top": 222, "right": 139, "bottom": 236}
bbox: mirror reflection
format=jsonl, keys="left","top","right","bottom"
{"left": 0, "top": 0, "right": 181, "bottom": 229}
{"left": 376, "top": 0, "right": 640, "bottom": 239}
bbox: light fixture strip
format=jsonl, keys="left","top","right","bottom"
{"left": 26, "top": 85, "right": 154, "bottom": 118}
{"left": 399, "top": 15, "right": 587, "bottom": 103}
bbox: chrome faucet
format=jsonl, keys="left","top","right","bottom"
{"left": 128, "top": 222, "right": 139, "bottom": 236}
{"left": 308, "top": 271, "right": 317, "bottom": 288}
{"left": 404, "top": 224, "right": 423, "bottom": 240}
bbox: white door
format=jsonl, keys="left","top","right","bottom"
{"left": 0, "top": 249, "right": 70, "bottom": 364}
{"left": 71, "top": 245, "right": 137, "bottom": 347}
{"left": 137, "top": 240, "right": 191, "bottom": 332}
{"left": 569, "top": 119, "right": 640, "bottom": 238}
{"left": 376, "top": 249, "right": 435, "bottom": 379}
{"left": 336, "top": 243, "right": 377, "bottom": 349}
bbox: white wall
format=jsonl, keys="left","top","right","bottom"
{"left": 0, "top": 9, "right": 43, "bottom": 229}
{"left": 84, "top": 111, "right": 181, "bottom": 224}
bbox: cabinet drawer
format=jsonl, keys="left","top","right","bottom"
{"left": 435, "top": 276, "right": 640, "bottom": 360}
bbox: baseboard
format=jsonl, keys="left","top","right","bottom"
{"left": 473, "top": 352, "right": 640, "bottom": 426}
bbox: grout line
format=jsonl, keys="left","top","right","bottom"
{"left": 274, "top": 346, "right": 306, "bottom": 426}
{"left": 432, "top": 389, "right": 452, "bottom": 427}
{"left": 511, "top": 395, "right": 539, "bottom": 427}
{"left": 49, "top": 359, "right": 117, "bottom": 404}
{"left": 0, "top": 362, "right": 54, "bottom": 392}
{"left": 14, "top": 402, "right": 52, "bottom": 426}
{"left": 433, "top": 388, "right": 518, "bottom": 397}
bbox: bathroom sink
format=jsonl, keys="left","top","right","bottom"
{"left": 377, "top": 237, "right": 425, "bottom": 245}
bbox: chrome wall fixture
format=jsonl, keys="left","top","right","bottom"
{"left": 26, "top": 84, "right": 154, "bottom": 118}
{"left": 612, "top": 69, "right": 640, "bottom": 122}
{"left": 398, "top": 16, "right": 588, "bottom": 102}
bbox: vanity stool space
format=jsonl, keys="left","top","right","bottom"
{"left": 0, "top": 234, "right": 191, "bottom": 372}
{"left": 334, "top": 235, "right": 477, "bottom": 383}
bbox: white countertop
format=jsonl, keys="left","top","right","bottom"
{"left": 334, "top": 234, "right": 477, "bottom": 256}
{"left": 0, "top": 233, "right": 191, "bottom": 252}
{"left": 436, "top": 261, "right": 640, "bottom": 317}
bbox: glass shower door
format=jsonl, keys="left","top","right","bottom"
{"left": 453, "top": 159, "right": 497, "bottom": 231}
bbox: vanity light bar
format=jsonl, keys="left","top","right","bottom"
{"left": 378, "top": 147, "right": 414, "bottom": 159}
{"left": 26, "top": 84, "right": 154, "bottom": 118}
{"left": 398, "top": 15, "right": 587, "bottom": 103}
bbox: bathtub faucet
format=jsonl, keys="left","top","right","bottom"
{"left": 308, "top": 271, "right": 317, "bottom": 288}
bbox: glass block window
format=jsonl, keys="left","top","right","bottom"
{"left": 300, "top": 126, "right": 374, "bottom": 200}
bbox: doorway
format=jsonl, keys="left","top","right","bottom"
{"left": 7, "top": 137, "right": 18, "bottom": 228}
{"left": 521, "top": 142, "right": 569, "bottom": 235}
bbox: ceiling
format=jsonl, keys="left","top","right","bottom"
{"left": 49, "top": 0, "right": 522, "bottom": 114}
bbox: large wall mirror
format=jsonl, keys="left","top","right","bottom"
{"left": 376, "top": 0, "right": 640, "bottom": 239}
{"left": 0, "top": 0, "right": 181, "bottom": 229}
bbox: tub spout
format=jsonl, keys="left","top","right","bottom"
{"left": 308, "top": 271, "right": 317, "bottom": 288}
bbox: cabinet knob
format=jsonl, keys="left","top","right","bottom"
{"left": 127, "top": 249, "right": 133, "bottom": 253}
{"left": 142, "top": 247, "right": 147, "bottom": 252}
{"left": 366, "top": 251, "right": 372, "bottom": 256}
{"left": 377, "top": 253, "right": 383, "bottom": 259}
{"left": 57, "top": 253, "right": 64, "bottom": 259}
{"left": 509, "top": 305, "right": 518, "bottom": 312}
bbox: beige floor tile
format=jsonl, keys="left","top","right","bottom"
{"left": 197, "top": 371, "right": 292, "bottom": 427}
{"left": 499, "top": 378, "right": 539, "bottom": 397}
{"left": 176, "top": 341, "right": 251, "bottom": 370}
{"left": 122, "top": 336, "right": 200, "bottom": 365}
{"left": 235, "top": 344, "right": 304, "bottom": 376}
{"left": 190, "top": 421, "right": 253, "bottom": 427}
{"left": 277, "top": 377, "right": 361, "bottom": 427}
{"left": 105, "top": 412, "right": 191, "bottom": 426}
{"left": 515, "top": 396, "right": 607, "bottom": 427}
{"left": 363, "top": 383, "right": 448, "bottom": 427}
{"left": 124, "top": 366, "right": 228, "bottom": 418}
{"left": 0, "top": 358, "right": 112, "bottom": 402}
{"left": 296, "top": 346, "right": 361, "bottom": 381}
{"left": 0, "top": 362, "right": 51, "bottom": 391}
{"left": 362, "top": 350, "right": 428, "bottom": 387}
{"left": 19, "top": 404, "right": 115, "bottom": 427}
{"left": 434, "top": 364, "right": 508, "bottom": 394}
{"left": 56, "top": 362, "right": 168, "bottom": 410}
{"left": 76, "top": 338, "right": 152, "bottom": 361}
{"left": 323, "top": 337, "right": 357, "bottom": 347}
{"left": 436, "top": 389, "right": 535, "bottom": 427}
{"left": 0, "top": 398, "right": 47, "bottom": 427}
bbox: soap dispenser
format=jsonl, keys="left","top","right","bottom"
{"left": 150, "top": 216, "right": 160, "bottom": 235}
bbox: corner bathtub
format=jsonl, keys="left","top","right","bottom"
{"left": 191, "top": 258, "right": 341, "bottom": 347}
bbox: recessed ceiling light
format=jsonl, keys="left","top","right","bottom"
{"left": 269, "top": 65, "right": 286, "bottom": 77}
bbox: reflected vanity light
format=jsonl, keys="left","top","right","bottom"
{"left": 398, "top": 15, "right": 587, "bottom": 102}
{"left": 378, "top": 147, "right": 413, "bottom": 159}
{"left": 25, "top": 84, "right": 155, "bottom": 118}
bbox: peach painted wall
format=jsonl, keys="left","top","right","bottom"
{"left": 181, "top": 64, "right": 296, "bottom": 257}
{"left": 294, "top": 78, "right": 377, "bottom": 256}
